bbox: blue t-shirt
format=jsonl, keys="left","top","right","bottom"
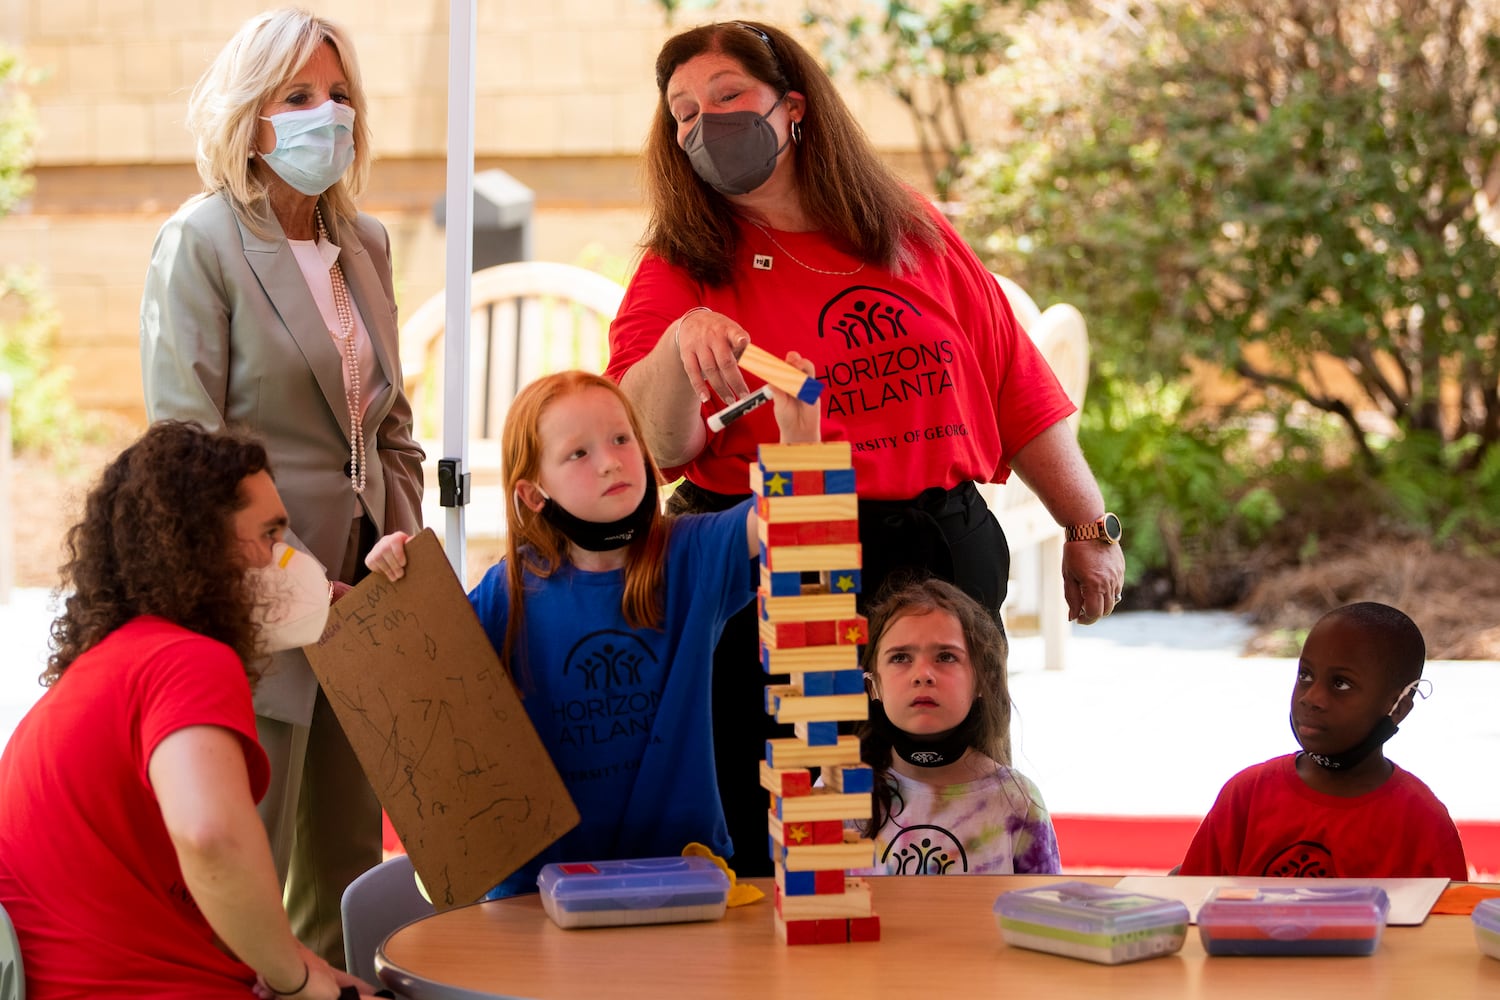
{"left": 469, "top": 501, "right": 756, "bottom": 897}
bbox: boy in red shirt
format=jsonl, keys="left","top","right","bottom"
{"left": 1179, "top": 602, "right": 1467, "bottom": 879}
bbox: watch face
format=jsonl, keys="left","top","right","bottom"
{"left": 1102, "top": 512, "right": 1122, "bottom": 543}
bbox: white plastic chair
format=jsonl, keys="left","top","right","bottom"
{"left": 340, "top": 854, "right": 433, "bottom": 992}
{"left": 0, "top": 899, "right": 22, "bottom": 1000}
{"left": 400, "top": 261, "right": 627, "bottom": 543}
{"left": 982, "top": 274, "right": 1091, "bottom": 671}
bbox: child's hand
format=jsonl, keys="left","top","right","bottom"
{"left": 364, "top": 532, "right": 411, "bottom": 581}
{"left": 768, "top": 351, "right": 821, "bottom": 445}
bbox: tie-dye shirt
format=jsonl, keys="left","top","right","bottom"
{"left": 852, "top": 764, "right": 1061, "bottom": 875}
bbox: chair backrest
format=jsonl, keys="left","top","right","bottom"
{"left": 993, "top": 272, "right": 1044, "bottom": 334}
{"left": 0, "top": 899, "right": 23, "bottom": 1000}
{"left": 400, "top": 261, "right": 627, "bottom": 450}
{"left": 341, "top": 854, "right": 434, "bottom": 988}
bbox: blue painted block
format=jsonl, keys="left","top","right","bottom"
{"left": 766, "top": 569, "right": 802, "bottom": 596}
{"left": 800, "top": 721, "right": 838, "bottom": 746}
{"left": 832, "top": 668, "right": 866, "bottom": 695}
{"left": 834, "top": 765, "right": 874, "bottom": 794}
{"left": 822, "top": 569, "right": 862, "bottom": 596}
{"left": 796, "top": 377, "right": 826, "bottom": 405}
{"left": 780, "top": 869, "right": 817, "bottom": 895}
{"left": 822, "top": 468, "right": 856, "bottom": 494}
{"left": 801, "top": 671, "right": 835, "bottom": 696}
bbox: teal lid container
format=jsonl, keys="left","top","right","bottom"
{"left": 993, "top": 881, "right": 1189, "bottom": 965}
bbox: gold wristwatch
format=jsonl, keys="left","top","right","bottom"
{"left": 1066, "top": 512, "right": 1122, "bottom": 544}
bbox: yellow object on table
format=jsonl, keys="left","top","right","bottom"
{"left": 682, "top": 842, "right": 765, "bottom": 907}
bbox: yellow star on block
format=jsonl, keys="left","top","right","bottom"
{"left": 834, "top": 573, "right": 856, "bottom": 592}
{"left": 844, "top": 625, "right": 865, "bottom": 644}
{"left": 786, "top": 823, "right": 811, "bottom": 843}
{"left": 766, "top": 472, "right": 790, "bottom": 495}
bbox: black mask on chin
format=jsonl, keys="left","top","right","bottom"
{"left": 538, "top": 474, "right": 658, "bottom": 552}
{"left": 1290, "top": 711, "right": 1398, "bottom": 771}
{"left": 869, "top": 698, "right": 983, "bottom": 768}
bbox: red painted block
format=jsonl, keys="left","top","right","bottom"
{"left": 760, "top": 620, "right": 808, "bottom": 648}
{"left": 836, "top": 617, "right": 868, "bottom": 645}
{"left": 804, "top": 620, "right": 838, "bottom": 646}
{"left": 782, "top": 821, "right": 815, "bottom": 847}
{"left": 823, "top": 520, "right": 860, "bottom": 544}
{"left": 791, "top": 470, "right": 824, "bottom": 495}
{"left": 814, "top": 869, "right": 844, "bottom": 894}
{"left": 848, "top": 914, "right": 882, "bottom": 942}
{"left": 814, "top": 919, "right": 849, "bottom": 944}
{"left": 812, "top": 820, "right": 844, "bottom": 845}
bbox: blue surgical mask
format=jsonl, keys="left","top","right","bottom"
{"left": 259, "top": 100, "right": 356, "bottom": 196}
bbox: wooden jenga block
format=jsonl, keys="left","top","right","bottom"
{"left": 775, "top": 789, "right": 871, "bottom": 823}
{"left": 757, "top": 493, "right": 859, "bottom": 524}
{"left": 824, "top": 764, "right": 875, "bottom": 795}
{"left": 767, "top": 690, "right": 867, "bottom": 725}
{"left": 756, "top": 442, "right": 852, "bottom": 470}
{"left": 763, "top": 543, "right": 862, "bottom": 573}
{"left": 815, "top": 869, "right": 845, "bottom": 893}
{"left": 781, "top": 831, "right": 877, "bottom": 872}
{"left": 810, "top": 819, "right": 845, "bottom": 844}
{"left": 790, "top": 470, "right": 824, "bottom": 495}
{"left": 768, "top": 813, "right": 853, "bottom": 849}
{"left": 759, "top": 643, "right": 859, "bottom": 674}
{"left": 739, "top": 345, "right": 825, "bottom": 404}
{"left": 823, "top": 467, "right": 857, "bottom": 494}
{"left": 759, "top": 590, "right": 858, "bottom": 622}
{"left": 848, "top": 914, "right": 882, "bottom": 942}
{"left": 758, "top": 518, "right": 861, "bottom": 547}
{"left": 758, "top": 620, "right": 808, "bottom": 649}
{"left": 794, "top": 720, "right": 839, "bottom": 746}
{"left": 776, "top": 879, "right": 874, "bottom": 921}
{"left": 764, "top": 735, "right": 861, "bottom": 769}
{"left": 775, "top": 913, "right": 851, "bottom": 946}
{"left": 820, "top": 568, "right": 862, "bottom": 594}
{"left": 758, "top": 760, "right": 813, "bottom": 798}
{"left": 759, "top": 564, "right": 802, "bottom": 597}
{"left": 836, "top": 617, "right": 868, "bottom": 645}
{"left": 804, "top": 620, "right": 839, "bottom": 646}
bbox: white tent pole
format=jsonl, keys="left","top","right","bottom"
{"left": 440, "top": 0, "right": 477, "bottom": 578}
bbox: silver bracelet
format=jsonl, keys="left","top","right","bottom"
{"left": 674, "top": 305, "right": 711, "bottom": 347}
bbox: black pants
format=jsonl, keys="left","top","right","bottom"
{"left": 669, "top": 479, "right": 1009, "bottom": 878}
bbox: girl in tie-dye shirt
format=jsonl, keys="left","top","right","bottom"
{"left": 852, "top": 579, "right": 1060, "bottom": 875}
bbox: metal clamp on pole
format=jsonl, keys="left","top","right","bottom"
{"left": 437, "top": 458, "right": 470, "bottom": 508}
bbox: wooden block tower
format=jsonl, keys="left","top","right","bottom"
{"left": 752, "top": 440, "right": 881, "bottom": 945}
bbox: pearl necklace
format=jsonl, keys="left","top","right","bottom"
{"left": 747, "top": 220, "right": 866, "bottom": 277}
{"left": 316, "top": 209, "right": 365, "bottom": 496}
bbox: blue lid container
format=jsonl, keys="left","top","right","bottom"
{"left": 1474, "top": 897, "right": 1500, "bottom": 961}
{"left": 536, "top": 856, "right": 731, "bottom": 929}
{"left": 1198, "top": 884, "right": 1390, "bottom": 956}
{"left": 993, "top": 882, "right": 1190, "bottom": 965}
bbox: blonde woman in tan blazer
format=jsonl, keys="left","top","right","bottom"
{"left": 140, "top": 8, "right": 422, "bottom": 971}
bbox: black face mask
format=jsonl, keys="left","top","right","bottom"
{"left": 538, "top": 475, "right": 658, "bottom": 552}
{"left": 869, "top": 698, "right": 983, "bottom": 769}
{"left": 1291, "top": 711, "right": 1399, "bottom": 771}
{"left": 682, "top": 94, "right": 789, "bottom": 196}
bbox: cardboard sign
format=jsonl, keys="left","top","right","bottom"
{"left": 306, "top": 528, "right": 578, "bottom": 909}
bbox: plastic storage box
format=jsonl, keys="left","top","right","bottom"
{"left": 1197, "top": 884, "right": 1390, "bottom": 956}
{"left": 993, "top": 882, "right": 1190, "bottom": 965}
{"left": 536, "top": 856, "right": 731, "bottom": 929}
{"left": 1475, "top": 897, "right": 1500, "bottom": 961}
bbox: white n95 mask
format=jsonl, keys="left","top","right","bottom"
{"left": 248, "top": 542, "right": 332, "bottom": 653}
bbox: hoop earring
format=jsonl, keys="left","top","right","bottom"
{"left": 791, "top": 119, "right": 802, "bottom": 144}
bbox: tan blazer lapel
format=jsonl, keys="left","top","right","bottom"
{"left": 240, "top": 217, "right": 354, "bottom": 442}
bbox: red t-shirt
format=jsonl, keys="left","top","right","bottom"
{"left": 1179, "top": 754, "right": 1468, "bottom": 880}
{"left": 0, "top": 617, "right": 271, "bottom": 999}
{"left": 606, "top": 209, "right": 1075, "bottom": 499}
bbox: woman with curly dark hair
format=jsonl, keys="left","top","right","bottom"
{"left": 0, "top": 421, "right": 380, "bottom": 999}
